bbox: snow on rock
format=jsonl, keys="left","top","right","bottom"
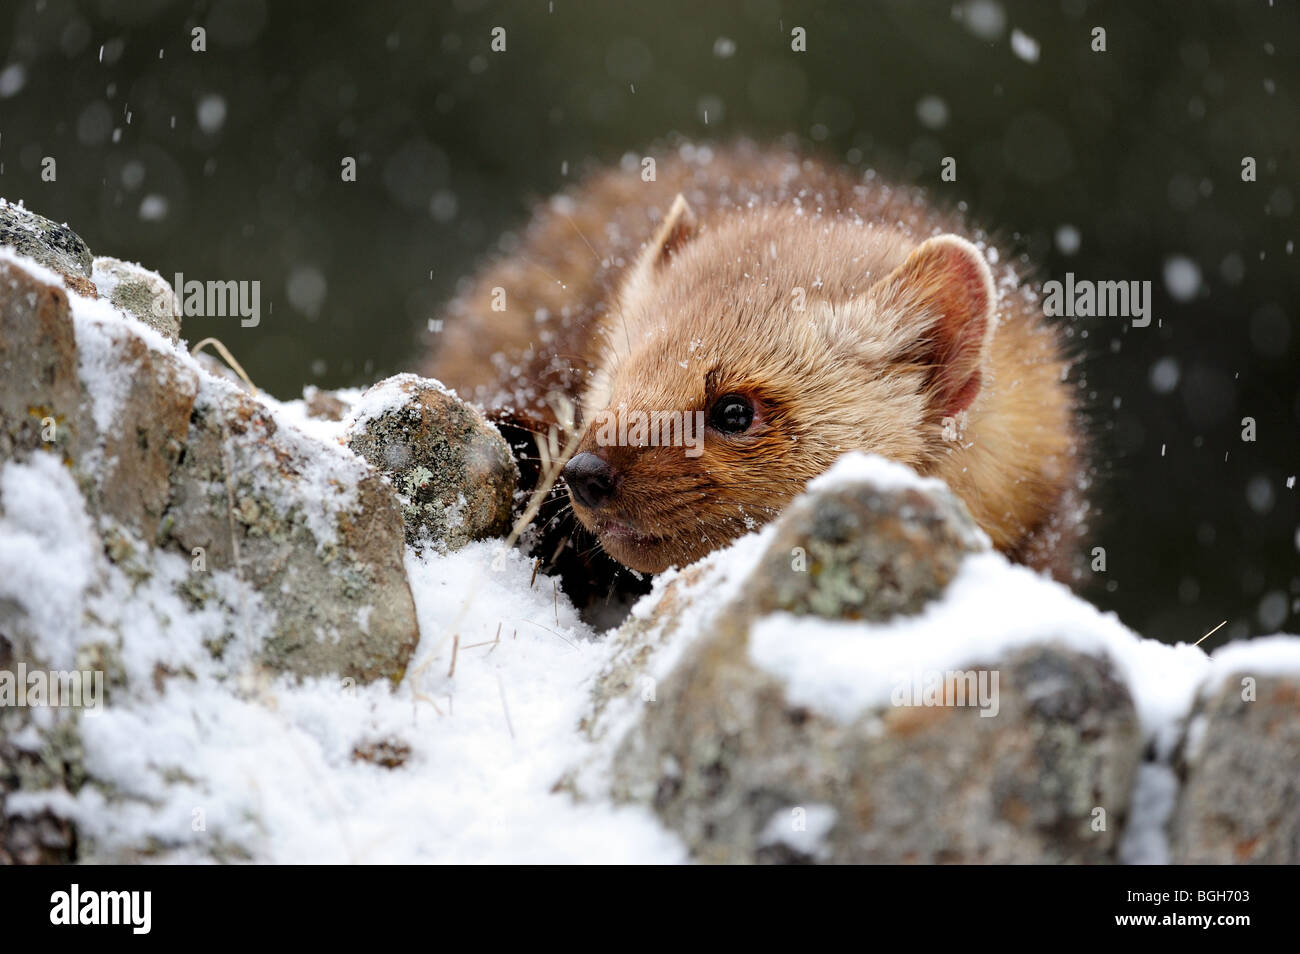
{"left": 566, "top": 452, "right": 1263, "bottom": 864}
{"left": 1169, "top": 634, "right": 1300, "bottom": 863}
{"left": 90, "top": 256, "right": 182, "bottom": 343}
{"left": 343, "top": 371, "right": 453, "bottom": 433}
{"left": 1199, "top": 633, "right": 1300, "bottom": 689}
{"left": 809, "top": 446, "right": 955, "bottom": 498}
{"left": 747, "top": 552, "right": 1209, "bottom": 752}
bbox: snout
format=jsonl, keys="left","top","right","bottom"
{"left": 562, "top": 451, "right": 618, "bottom": 510}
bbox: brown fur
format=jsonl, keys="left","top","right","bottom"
{"left": 424, "top": 141, "right": 1088, "bottom": 583}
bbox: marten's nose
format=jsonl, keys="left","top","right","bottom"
{"left": 563, "top": 452, "right": 618, "bottom": 510}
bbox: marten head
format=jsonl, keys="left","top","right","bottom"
{"left": 561, "top": 194, "right": 997, "bottom": 573}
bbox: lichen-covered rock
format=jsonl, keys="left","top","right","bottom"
{"left": 91, "top": 257, "right": 182, "bottom": 342}
{"left": 162, "top": 376, "right": 420, "bottom": 684}
{"left": 572, "top": 456, "right": 1143, "bottom": 863}
{"left": 1169, "top": 639, "right": 1300, "bottom": 864}
{"left": 745, "top": 473, "right": 986, "bottom": 621}
{"left": 346, "top": 373, "right": 517, "bottom": 550}
{"left": 0, "top": 200, "right": 96, "bottom": 297}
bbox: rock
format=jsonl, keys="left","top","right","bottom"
{"left": 1, "top": 240, "right": 430, "bottom": 864}
{"left": 581, "top": 460, "right": 986, "bottom": 738}
{"left": 1170, "top": 641, "right": 1300, "bottom": 863}
{"left": 574, "top": 458, "right": 1142, "bottom": 863}
{"left": 74, "top": 307, "right": 199, "bottom": 541}
{"left": 0, "top": 259, "right": 88, "bottom": 466}
{"left": 0, "top": 250, "right": 420, "bottom": 686}
{"left": 745, "top": 474, "right": 986, "bottom": 621}
{"left": 91, "top": 257, "right": 182, "bottom": 342}
{"left": 162, "top": 376, "right": 420, "bottom": 685}
{"left": 1, "top": 258, "right": 195, "bottom": 540}
{"left": 346, "top": 373, "right": 517, "bottom": 550}
{"left": 0, "top": 199, "right": 96, "bottom": 297}
{"left": 613, "top": 641, "right": 1138, "bottom": 864}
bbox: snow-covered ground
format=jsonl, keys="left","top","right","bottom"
{"left": 4, "top": 513, "right": 686, "bottom": 862}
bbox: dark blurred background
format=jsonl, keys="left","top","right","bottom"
{"left": 0, "top": 0, "right": 1295, "bottom": 644}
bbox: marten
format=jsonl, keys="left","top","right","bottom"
{"left": 423, "top": 141, "right": 1089, "bottom": 610}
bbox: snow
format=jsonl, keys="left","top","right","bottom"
{"left": 74, "top": 299, "right": 144, "bottom": 435}
{"left": 810, "top": 449, "right": 951, "bottom": 498}
{"left": 957, "top": 0, "right": 1006, "bottom": 41}
{"left": 0, "top": 62, "right": 26, "bottom": 97}
{"left": 343, "top": 371, "right": 455, "bottom": 437}
{"left": 138, "top": 195, "right": 169, "bottom": 222}
{"left": 0, "top": 450, "right": 267, "bottom": 683}
{"left": 261, "top": 386, "right": 362, "bottom": 445}
{"left": 1200, "top": 634, "right": 1300, "bottom": 695}
{"left": 1149, "top": 356, "right": 1180, "bottom": 394}
{"left": 11, "top": 540, "right": 683, "bottom": 863}
{"left": 747, "top": 551, "right": 1211, "bottom": 757}
{"left": 1054, "top": 225, "right": 1081, "bottom": 256}
{"left": 0, "top": 242, "right": 74, "bottom": 292}
{"left": 758, "top": 803, "right": 837, "bottom": 860}
{"left": 1118, "top": 764, "right": 1179, "bottom": 865}
{"left": 196, "top": 93, "right": 227, "bottom": 134}
{"left": 89, "top": 257, "right": 123, "bottom": 300}
{"left": 1163, "top": 256, "right": 1202, "bottom": 302}
{"left": 0, "top": 453, "right": 101, "bottom": 664}
{"left": 915, "top": 95, "right": 949, "bottom": 130}
{"left": 1010, "top": 28, "right": 1040, "bottom": 64}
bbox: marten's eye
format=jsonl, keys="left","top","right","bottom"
{"left": 709, "top": 394, "right": 754, "bottom": 434}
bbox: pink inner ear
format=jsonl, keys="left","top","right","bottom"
{"left": 887, "top": 236, "right": 994, "bottom": 418}
{"left": 933, "top": 246, "right": 991, "bottom": 415}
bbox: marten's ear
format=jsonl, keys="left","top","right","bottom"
{"left": 873, "top": 234, "right": 995, "bottom": 416}
{"left": 635, "top": 194, "right": 697, "bottom": 272}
